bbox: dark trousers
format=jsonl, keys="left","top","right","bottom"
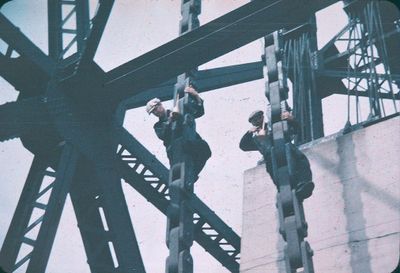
{"left": 184, "top": 139, "right": 212, "bottom": 177}
{"left": 264, "top": 144, "right": 312, "bottom": 189}
{"left": 167, "top": 138, "right": 212, "bottom": 177}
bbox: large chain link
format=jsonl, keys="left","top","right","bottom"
{"left": 263, "top": 31, "right": 315, "bottom": 273}
{"left": 166, "top": 1, "right": 201, "bottom": 273}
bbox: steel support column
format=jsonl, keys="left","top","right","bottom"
{"left": 316, "top": 0, "right": 399, "bottom": 125}
{"left": 42, "top": 76, "right": 146, "bottom": 272}
{"left": 77, "top": 0, "right": 114, "bottom": 72}
{"left": 48, "top": 0, "right": 90, "bottom": 61}
{"left": 283, "top": 16, "right": 324, "bottom": 144}
{"left": 69, "top": 157, "right": 146, "bottom": 273}
{"left": 0, "top": 144, "right": 78, "bottom": 273}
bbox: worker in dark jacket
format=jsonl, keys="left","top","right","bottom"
{"left": 240, "top": 110, "right": 314, "bottom": 200}
{"left": 146, "top": 86, "right": 211, "bottom": 180}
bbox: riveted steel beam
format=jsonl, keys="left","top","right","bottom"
{"left": 103, "top": 0, "right": 339, "bottom": 105}
{"left": 0, "top": 13, "right": 55, "bottom": 75}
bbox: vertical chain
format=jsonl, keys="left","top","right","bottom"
{"left": 263, "top": 31, "right": 314, "bottom": 273}
{"left": 166, "top": 1, "right": 201, "bottom": 273}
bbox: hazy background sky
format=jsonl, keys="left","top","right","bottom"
{"left": 1, "top": 1, "right": 396, "bottom": 272}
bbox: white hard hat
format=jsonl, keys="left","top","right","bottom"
{"left": 146, "top": 98, "right": 161, "bottom": 114}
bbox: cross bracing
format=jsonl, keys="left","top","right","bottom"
{"left": 0, "top": 0, "right": 399, "bottom": 272}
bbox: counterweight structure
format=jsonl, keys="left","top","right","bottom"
{"left": 0, "top": 0, "right": 398, "bottom": 273}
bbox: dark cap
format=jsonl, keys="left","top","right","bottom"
{"left": 248, "top": 110, "right": 264, "bottom": 123}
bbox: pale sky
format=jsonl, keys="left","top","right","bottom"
{"left": 1, "top": 1, "right": 397, "bottom": 273}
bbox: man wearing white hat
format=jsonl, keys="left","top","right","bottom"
{"left": 240, "top": 109, "right": 314, "bottom": 201}
{"left": 146, "top": 86, "right": 211, "bottom": 180}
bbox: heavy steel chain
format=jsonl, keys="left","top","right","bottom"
{"left": 166, "top": 1, "right": 201, "bottom": 273}
{"left": 263, "top": 31, "right": 315, "bottom": 273}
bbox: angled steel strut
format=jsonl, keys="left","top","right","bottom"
{"left": 116, "top": 129, "right": 240, "bottom": 273}
{"left": 0, "top": 144, "right": 78, "bottom": 273}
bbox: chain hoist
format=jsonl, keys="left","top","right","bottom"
{"left": 263, "top": 31, "right": 315, "bottom": 273}
{"left": 165, "top": 1, "right": 201, "bottom": 273}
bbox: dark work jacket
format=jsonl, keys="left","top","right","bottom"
{"left": 240, "top": 119, "right": 299, "bottom": 153}
{"left": 239, "top": 124, "right": 274, "bottom": 176}
{"left": 239, "top": 124, "right": 272, "bottom": 154}
{"left": 239, "top": 120, "right": 299, "bottom": 177}
{"left": 153, "top": 95, "right": 205, "bottom": 156}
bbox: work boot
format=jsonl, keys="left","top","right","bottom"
{"left": 295, "top": 181, "right": 315, "bottom": 201}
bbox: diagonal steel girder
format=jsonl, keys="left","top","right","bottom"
{"left": 116, "top": 128, "right": 241, "bottom": 272}
{"left": 77, "top": 0, "right": 114, "bottom": 72}
{"left": 103, "top": 0, "right": 339, "bottom": 106}
{"left": 0, "top": 13, "right": 54, "bottom": 93}
{"left": 0, "top": 13, "right": 55, "bottom": 76}
{"left": 0, "top": 146, "right": 79, "bottom": 273}
{"left": 121, "top": 61, "right": 264, "bottom": 110}
{"left": 0, "top": 59, "right": 264, "bottom": 142}
{"left": 0, "top": 93, "right": 242, "bottom": 271}
{"left": 0, "top": 98, "right": 50, "bottom": 142}
{"left": 43, "top": 81, "right": 147, "bottom": 271}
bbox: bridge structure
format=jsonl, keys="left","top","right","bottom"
{"left": 0, "top": 0, "right": 398, "bottom": 272}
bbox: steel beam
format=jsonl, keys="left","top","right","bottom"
{"left": 0, "top": 144, "right": 78, "bottom": 273}
{"left": 0, "top": 54, "right": 50, "bottom": 95}
{"left": 117, "top": 128, "right": 240, "bottom": 272}
{"left": 47, "top": 0, "right": 63, "bottom": 60}
{"left": 0, "top": 157, "right": 48, "bottom": 272}
{"left": 26, "top": 144, "right": 78, "bottom": 273}
{"left": 122, "top": 61, "right": 264, "bottom": 110}
{"left": 69, "top": 157, "right": 146, "bottom": 273}
{"left": 44, "top": 83, "right": 146, "bottom": 272}
{"left": 0, "top": 13, "right": 55, "bottom": 75}
{"left": 317, "top": 69, "right": 400, "bottom": 82}
{"left": 327, "top": 89, "right": 400, "bottom": 100}
{"left": 196, "top": 61, "right": 263, "bottom": 91}
{"left": 103, "top": 0, "right": 339, "bottom": 105}
{"left": 0, "top": 97, "right": 49, "bottom": 142}
{"left": 0, "top": 14, "right": 52, "bottom": 93}
{"left": 48, "top": 0, "right": 91, "bottom": 61}
{"left": 77, "top": 0, "right": 114, "bottom": 72}
{"left": 75, "top": 0, "right": 90, "bottom": 54}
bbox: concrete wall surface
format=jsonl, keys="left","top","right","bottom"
{"left": 240, "top": 116, "right": 400, "bottom": 273}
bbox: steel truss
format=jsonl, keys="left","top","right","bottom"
{"left": 8, "top": 0, "right": 399, "bottom": 272}
{"left": 282, "top": 16, "right": 324, "bottom": 144}
{"left": 0, "top": 145, "right": 77, "bottom": 273}
{"left": 48, "top": 0, "right": 90, "bottom": 60}
{"left": 318, "top": 0, "right": 400, "bottom": 126}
